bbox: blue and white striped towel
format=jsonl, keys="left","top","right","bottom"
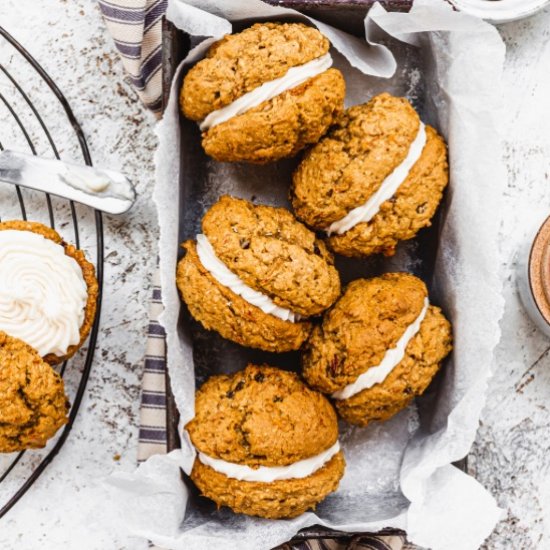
{"left": 98, "top": 0, "right": 167, "bottom": 113}
{"left": 137, "top": 270, "right": 167, "bottom": 463}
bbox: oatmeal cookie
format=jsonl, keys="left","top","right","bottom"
{"left": 177, "top": 196, "right": 340, "bottom": 352}
{"left": 180, "top": 23, "right": 345, "bottom": 163}
{"left": 302, "top": 273, "right": 452, "bottom": 426}
{"left": 291, "top": 93, "right": 448, "bottom": 256}
{"left": 186, "top": 365, "right": 345, "bottom": 518}
{"left": 0, "top": 331, "right": 69, "bottom": 453}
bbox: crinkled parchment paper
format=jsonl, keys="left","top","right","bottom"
{"left": 107, "top": 2, "right": 507, "bottom": 549}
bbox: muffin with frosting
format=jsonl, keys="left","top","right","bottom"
{"left": 0, "top": 331, "right": 69, "bottom": 453}
{"left": 291, "top": 93, "right": 449, "bottom": 257}
{"left": 186, "top": 364, "right": 345, "bottom": 519}
{"left": 302, "top": 273, "right": 452, "bottom": 426}
{"left": 180, "top": 22, "right": 345, "bottom": 163}
{"left": 177, "top": 196, "right": 341, "bottom": 352}
{"left": 0, "top": 220, "right": 98, "bottom": 365}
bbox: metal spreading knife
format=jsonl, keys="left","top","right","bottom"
{"left": 0, "top": 149, "right": 136, "bottom": 215}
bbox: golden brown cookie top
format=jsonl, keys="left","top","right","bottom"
{"left": 186, "top": 364, "right": 339, "bottom": 467}
{"left": 291, "top": 93, "right": 423, "bottom": 228}
{"left": 325, "top": 124, "right": 448, "bottom": 257}
{"left": 181, "top": 22, "right": 330, "bottom": 121}
{"left": 0, "top": 219, "right": 65, "bottom": 242}
{"left": 201, "top": 195, "right": 341, "bottom": 317}
{"left": 0, "top": 331, "right": 69, "bottom": 452}
{"left": 302, "top": 273, "right": 429, "bottom": 393}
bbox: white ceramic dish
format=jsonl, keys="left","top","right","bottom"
{"left": 451, "top": 0, "right": 550, "bottom": 24}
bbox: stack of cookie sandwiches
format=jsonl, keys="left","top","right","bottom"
{"left": 177, "top": 22, "right": 452, "bottom": 519}
{"left": 0, "top": 221, "right": 98, "bottom": 452}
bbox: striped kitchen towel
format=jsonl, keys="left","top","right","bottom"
{"left": 137, "top": 272, "right": 414, "bottom": 550}
{"left": 98, "top": 0, "right": 167, "bottom": 113}
{"left": 138, "top": 270, "right": 168, "bottom": 463}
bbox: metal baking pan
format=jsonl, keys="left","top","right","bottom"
{"left": 160, "top": 0, "right": 463, "bottom": 544}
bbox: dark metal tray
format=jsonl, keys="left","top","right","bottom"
{"left": 160, "top": 1, "right": 460, "bottom": 545}
{"left": 161, "top": 0, "right": 421, "bottom": 452}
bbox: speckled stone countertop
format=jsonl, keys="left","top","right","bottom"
{"left": 0, "top": 1, "right": 550, "bottom": 549}
{"left": 471, "top": 10, "right": 550, "bottom": 550}
{"left": 0, "top": 1, "right": 156, "bottom": 548}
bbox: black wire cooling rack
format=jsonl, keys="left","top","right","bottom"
{"left": 0, "top": 26, "right": 103, "bottom": 518}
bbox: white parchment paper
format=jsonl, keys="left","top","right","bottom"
{"left": 108, "top": 2, "right": 507, "bottom": 549}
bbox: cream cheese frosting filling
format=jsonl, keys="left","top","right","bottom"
{"left": 199, "top": 53, "right": 333, "bottom": 131}
{"left": 63, "top": 165, "right": 110, "bottom": 192}
{"left": 327, "top": 122, "right": 427, "bottom": 236}
{"left": 195, "top": 233, "right": 300, "bottom": 322}
{"left": 0, "top": 230, "right": 88, "bottom": 357}
{"left": 332, "top": 298, "right": 429, "bottom": 400}
{"left": 197, "top": 441, "right": 340, "bottom": 482}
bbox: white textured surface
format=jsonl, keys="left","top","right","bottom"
{"left": 471, "top": 8, "right": 550, "bottom": 549}
{"left": 0, "top": 1, "right": 156, "bottom": 549}
{"left": 0, "top": 1, "right": 549, "bottom": 549}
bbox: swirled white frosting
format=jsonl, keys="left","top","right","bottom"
{"left": 195, "top": 234, "right": 299, "bottom": 322}
{"left": 199, "top": 53, "right": 333, "bottom": 131}
{"left": 0, "top": 230, "right": 88, "bottom": 357}
{"left": 332, "top": 298, "right": 429, "bottom": 400}
{"left": 327, "top": 122, "right": 427, "bottom": 236}
{"left": 198, "top": 441, "right": 340, "bottom": 482}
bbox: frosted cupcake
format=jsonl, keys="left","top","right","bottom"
{"left": 0, "top": 221, "right": 98, "bottom": 365}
